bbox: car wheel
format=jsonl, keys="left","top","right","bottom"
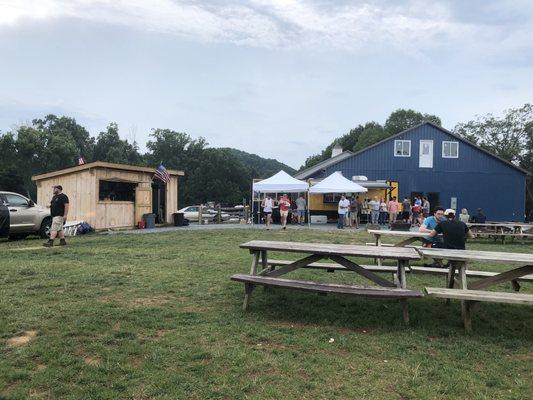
{"left": 39, "top": 218, "right": 52, "bottom": 239}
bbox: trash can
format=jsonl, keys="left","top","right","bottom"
{"left": 173, "top": 212, "right": 185, "bottom": 227}
{"left": 142, "top": 213, "right": 156, "bottom": 229}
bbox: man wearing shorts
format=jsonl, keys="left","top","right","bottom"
{"left": 278, "top": 194, "right": 291, "bottom": 230}
{"left": 295, "top": 194, "right": 306, "bottom": 225}
{"left": 43, "top": 185, "right": 69, "bottom": 247}
{"left": 262, "top": 195, "right": 273, "bottom": 229}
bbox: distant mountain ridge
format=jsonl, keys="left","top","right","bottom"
{"left": 220, "top": 148, "right": 296, "bottom": 178}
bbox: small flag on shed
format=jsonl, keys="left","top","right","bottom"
{"left": 153, "top": 164, "right": 170, "bottom": 183}
{"left": 78, "top": 156, "right": 85, "bottom": 165}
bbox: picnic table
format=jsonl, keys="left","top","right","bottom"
{"left": 367, "top": 230, "right": 430, "bottom": 266}
{"left": 418, "top": 248, "right": 533, "bottom": 332}
{"left": 467, "top": 222, "right": 533, "bottom": 243}
{"left": 231, "top": 240, "right": 423, "bottom": 323}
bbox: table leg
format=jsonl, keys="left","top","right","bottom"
{"left": 243, "top": 252, "right": 260, "bottom": 310}
{"left": 397, "top": 260, "right": 409, "bottom": 324}
{"left": 375, "top": 234, "right": 382, "bottom": 266}
{"left": 445, "top": 263, "right": 456, "bottom": 305}
{"left": 457, "top": 261, "right": 472, "bottom": 333}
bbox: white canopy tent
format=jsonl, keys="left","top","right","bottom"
{"left": 252, "top": 170, "right": 309, "bottom": 193}
{"left": 308, "top": 172, "right": 368, "bottom": 225}
{"left": 251, "top": 170, "right": 309, "bottom": 226}
{"left": 309, "top": 171, "right": 368, "bottom": 194}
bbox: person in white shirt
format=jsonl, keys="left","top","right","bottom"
{"left": 262, "top": 195, "right": 273, "bottom": 229}
{"left": 337, "top": 194, "right": 350, "bottom": 229}
{"left": 368, "top": 197, "right": 380, "bottom": 225}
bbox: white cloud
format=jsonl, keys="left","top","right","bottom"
{"left": 0, "top": 0, "right": 488, "bottom": 51}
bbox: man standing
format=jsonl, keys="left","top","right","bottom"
{"left": 428, "top": 209, "right": 473, "bottom": 250}
{"left": 337, "top": 194, "right": 350, "bottom": 229}
{"left": 368, "top": 197, "right": 380, "bottom": 225}
{"left": 350, "top": 195, "right": 360, "bottom": 228}
{"left": 278, "top": 194, "right": 291, "bottom": 230}
{"left": 262, "top": 195, "right": 273, "bottom": 229}
{"left": 401, "top": 197, "right": 411, "bottom": 223}
{"left": 295, "top": 194, "right": 306, "bottom": 225}
{"left": 43, "top": 185, "right": 69, "bottom": 247}
{"left": 422, "top": 197, "right": 431, "bottom": 218}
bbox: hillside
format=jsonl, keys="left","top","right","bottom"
{"left": 221, "top": 148, "right": 296, "bottom": 178}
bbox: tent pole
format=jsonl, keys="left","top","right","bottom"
{"left": 250, "top": 183, "right": 254, "bottom": 228}
{"left": 307, "top": 190, "right": 310, "bottom": 228}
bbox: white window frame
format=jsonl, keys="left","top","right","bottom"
{"left": 442, "top": 141, "right": 459, "bottom": 158}
{"left": 394, "top": 140, "right": 411, "bottom": 157}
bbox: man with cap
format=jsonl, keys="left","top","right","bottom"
{"left": 43, "top": 185, "right": 69, "bottom": 247}
{"left": 428, "top": 209, "right": 473, "bottom": 250}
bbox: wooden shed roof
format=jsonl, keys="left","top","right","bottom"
{"left": 32, "top": 161, "right": 184, "bottom": 181}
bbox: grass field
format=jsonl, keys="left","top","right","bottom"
{"left": 1, "top": 229, "right": 532, "bottom": 399}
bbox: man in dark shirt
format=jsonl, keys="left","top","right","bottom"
{"left": 428, "top": 209, "right": 473, "bottom": 250}
{"left": 471, "top": 208, "right": 487, "bottom": 224}
{"left": 43, "top": 185, "right": 69, "bottom": 247}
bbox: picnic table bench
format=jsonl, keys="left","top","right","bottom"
{"left": 231, "top": 240, "right": 423, "bottom": 323}
{"left": 418, "top": 248, "right": 533, "bottom": 332}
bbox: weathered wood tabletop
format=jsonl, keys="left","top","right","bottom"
{"left": 240, "top": 240, "right": 421, "bottom": 260}
{"left": 418, "top": 247, "right": 533, "bottom": 332}
{"left": 234, "top": 240, "right": 423, "bottom": 323}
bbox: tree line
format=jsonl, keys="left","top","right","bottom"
{"left": 0, "top": 115, "right": 294, "bottom": 206}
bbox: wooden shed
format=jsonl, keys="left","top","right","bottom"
{"left": 32, "top": 162, "right": 184, "bottom": 230}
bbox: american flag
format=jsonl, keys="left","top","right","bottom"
{"left": 78, "top": 156, "right": 85, "bottom": 165}
{"left": 153, "top": 164, "right": 171, "bottom": 183}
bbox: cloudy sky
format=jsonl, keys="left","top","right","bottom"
{"left": 1, "top": 0, "right": 532, "bottom": 168}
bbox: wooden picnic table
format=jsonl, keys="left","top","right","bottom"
{"left": 418, "top": 248, "right": 533, "bottom": 332}
{"left": 367, "top": 229, "right": 429, "bottom": 248}
{"left": 467, "top": 223, "right": 533, "bottom": 242}
{"left": 232, "top": 240, "right": 423, "bottom": 323}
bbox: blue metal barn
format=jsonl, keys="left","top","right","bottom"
{"left": 295, "top": 122, "right": 528, "bottom": 221}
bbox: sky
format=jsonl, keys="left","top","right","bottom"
{"left": 0, "top": 0, "right": 532, "bottom": 168}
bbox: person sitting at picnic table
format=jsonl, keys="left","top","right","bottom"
{"left": 337, "top": 194, "right": 350, "bottom": 229}
{"left": 471, "top": 208, "right": 487, "bottom": 223}
{"left": 459, "top": 208, "right": 470, "bottom": 223}
{"left": 419, "top": 207, "right": 445, "bottom": 248}
{"left": 278, "top": 194, "right": 291, "bottom": 230}
{"left": 368, "top": 196, "right": 380, "bottom": 225}
{"left": 428, "top": 209, "right": 474, "bottom": 250}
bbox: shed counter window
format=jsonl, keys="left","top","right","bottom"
{"left": 99, "top": 180, "right": 137, "bottom": 201}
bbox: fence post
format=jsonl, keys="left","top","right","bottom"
{"left": 217, "top": 204, "right": 221, "bottom": 224}
{"left": 198, "top": 205, "right": 203, "bottom": 225}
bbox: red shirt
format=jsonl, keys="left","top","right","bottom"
{"left": 279, "top": 199, "right": 290, "bottom": 212}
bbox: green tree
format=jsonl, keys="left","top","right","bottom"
{"left": 454, "top": 104, "right": 533, "bottom": 218}
{"left": 32, "top": 114, "right": 95, "bottom": 161}
{"left": 353, "top": 122, "right": 388, "bottom": 151}
{"left": 93, "top": 123, "right": 144, "bottom": 165}
{"left": 384, "top": 109, "right": 441, "bottom": 135}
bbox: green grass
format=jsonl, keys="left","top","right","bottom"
{"left": 0, "top": 229, "right": 532, "bottom": 399}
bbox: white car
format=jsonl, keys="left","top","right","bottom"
{"left": 178, "top": 206, "right": 230, "bottom": 222}
{"left": 178, "top": 206, "right": 215, "bottom": 222}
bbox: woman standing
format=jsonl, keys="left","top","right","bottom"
{"left": 378, "top": 198, "right": 388, "bottom": 225}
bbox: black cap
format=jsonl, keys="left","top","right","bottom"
{"left": 54, "top": 185, "right": 63, "bottom": 191}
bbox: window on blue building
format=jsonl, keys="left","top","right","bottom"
{"left": 394, "top": 140, "right": 411, "bottom": 157}
{"left": 442, "top": 141, "right": 459, "bottom": 158}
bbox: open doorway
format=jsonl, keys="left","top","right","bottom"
{"left": 427, "top": 192, "right": 440, "bottom": 212}
{"left": 152, "top": 181, "right": 166, "bottom": 224}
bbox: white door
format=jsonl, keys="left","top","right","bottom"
{"left": 419, "top": 140, "right": 433, "bottom": 168}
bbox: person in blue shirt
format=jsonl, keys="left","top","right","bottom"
{"left": 419, "top": 207, "right": 445, "bottom": 248}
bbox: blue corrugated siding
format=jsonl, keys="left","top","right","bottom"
{"left": 314, "top": 124, "right": 526, "bottom": 221}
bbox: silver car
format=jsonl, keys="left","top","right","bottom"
{"left": 0, "top": 191, "right": 51, "bottom": 239}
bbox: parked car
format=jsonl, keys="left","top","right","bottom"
{"left": 0, "top": 191, "right": 51, "bottom": 239}
{"left": 177, "top": 206, "right": 231, "bottom": 222}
